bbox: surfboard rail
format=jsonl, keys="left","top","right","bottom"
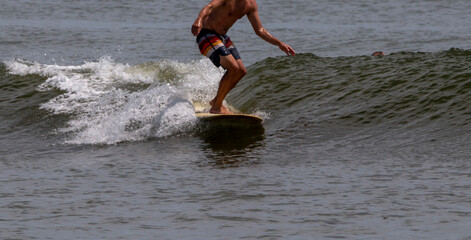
{"left": 195, "top": 112, "right": 264, "bottom": 127}
{"left": 195, "top": 113, "right": 262, "bottom": 121}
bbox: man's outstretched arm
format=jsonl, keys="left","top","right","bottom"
{"left": 247, "top": 3, "right": 296, "bottom": 56}
{"left": 191, "top": 0, "right": 226, "bottom": 36}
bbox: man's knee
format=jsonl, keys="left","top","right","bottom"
{"left": 221, "top": 56, "right": 246, "bottom": 77}
{"left": 233, "top": 66, "right": 246, "bottom": 78}
{"left": 226, "top": 61, "right": 244, "bottom": 76}
{"left": 225, "top": 61, "right": 239, "bottom": 71}
{"left": 233, "top": 61, "right": 246, "bottom": 77}
{"left": 239, "top": 65, "right": 247, "bottom": 77}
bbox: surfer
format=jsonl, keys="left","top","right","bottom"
{"left": 192, "top": 0, "right": 296, "bottom": 114}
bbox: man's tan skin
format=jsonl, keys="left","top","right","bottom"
{"left": 192, "top": 0, "right": 295, "bottom": 114}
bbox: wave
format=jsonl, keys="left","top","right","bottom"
{"left": 2, "top": 49, "right": 471, "bottom": 144}
{"left": 2, "top": 57, "right": 229, "bottom": 144}
{"left": 231, "top": 49, "right": 471, "bottom": 130}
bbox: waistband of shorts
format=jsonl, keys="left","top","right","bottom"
{"left": 196, "top": 28, "right": 221, "bottom": 41}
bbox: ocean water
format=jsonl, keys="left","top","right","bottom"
{"left": 1, "top": 0, "right": 471, "bottom": 239}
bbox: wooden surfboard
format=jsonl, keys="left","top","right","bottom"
{"left": 193, "top": 102, "right": 263, "bottom": 128}
{"left": 195, "top": 112, "right": 263, "bottom": 125}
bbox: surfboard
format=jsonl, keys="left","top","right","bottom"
{"left": 193, "top": 102, "right": 263, "bottom": 127}
{"left": 195, "top": 112, "right": 263, "bottom": 125}
{"left": 195, "top": 112, "right": 264, "bottom": 149}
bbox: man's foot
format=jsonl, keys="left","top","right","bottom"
{"left": 209, "top": 100, "right": 233, "bottom": 114}
{"left": 209, "top": 106, "right": 233, "bottom": 114}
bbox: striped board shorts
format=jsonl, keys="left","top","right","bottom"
{"left": 196, "top": 28, "right": 241, "bottom": 68}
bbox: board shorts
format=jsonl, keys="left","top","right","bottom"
{"left": 196, "top": 28, "right": 241, "bottom": 68}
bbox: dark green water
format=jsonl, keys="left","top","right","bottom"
{"left": 2, "top": 0, "right": 471, "bottom": 239}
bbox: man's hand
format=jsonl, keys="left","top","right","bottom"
{"left": 279, "top": 42, "right": 296, "bottom": 56}
{"left": 192, "top": 21, "right": 202, "bottom": 36}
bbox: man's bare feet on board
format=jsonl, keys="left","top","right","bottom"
{"left": 209, "top": 100, "right": 233, "bottom": 114}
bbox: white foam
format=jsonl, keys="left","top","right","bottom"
{"left": 5, "top": 59, "right": 82, "bottom": 77}
{"left": 153, "top": 97, "right": 197, "bottom": 138}
{"left": 251, "top": 109, "right": 271, "bottom": 121}
{"left": 4, "top": 57, "right": 223, "bottom": 144}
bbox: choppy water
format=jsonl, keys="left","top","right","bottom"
{"left": 1, "top": 0, "right": 471, "bottom": 239}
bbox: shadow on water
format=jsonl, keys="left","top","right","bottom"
{"left": 196, "top": 121, "right": 266, "bottom": 168}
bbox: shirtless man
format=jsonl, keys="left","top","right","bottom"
{"left": 192, "top": 0, "right": 296, "bottom": 114}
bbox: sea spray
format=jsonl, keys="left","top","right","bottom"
{"left": 4, "top": 57, "right": 223, "bottom": 144}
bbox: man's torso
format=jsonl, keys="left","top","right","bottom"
{"left": 202, "top": 0, "right": 254, "bottom": 35}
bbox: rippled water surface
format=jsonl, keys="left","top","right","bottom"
{"left": 1, "top": 0, "right": 471, "bottom": 239}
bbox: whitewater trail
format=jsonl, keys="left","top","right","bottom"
{"left": 4, "top": 57, "right": 227, "bottom": 144}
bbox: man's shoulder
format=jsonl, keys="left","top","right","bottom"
{"left": 248, "top": 0, "right": 258, "bottom": 11}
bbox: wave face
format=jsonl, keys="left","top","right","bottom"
{"left": 229, "top": 49, "right": 471, "bottom": 146}
{"left": 2, "top": 49, "right": 471, "bottom": 145}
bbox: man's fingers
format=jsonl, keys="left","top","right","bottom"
{"left": 280, "top": 44, "right": 296, "bottom": 56}
{"left": 287, "top": 46, "right": 295, "bottom": 56}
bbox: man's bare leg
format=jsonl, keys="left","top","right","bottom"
{"left": 209, "top": 56, "right": 247, "bottom": 114}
